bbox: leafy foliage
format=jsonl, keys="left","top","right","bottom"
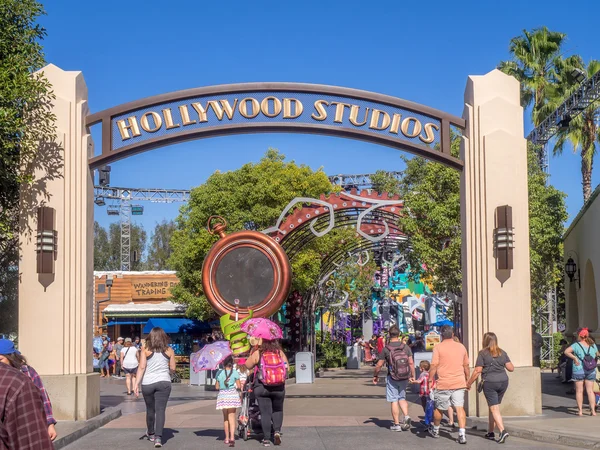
{"left": 146, "top": 220, "right": 176, "bottom": 270}
{"left": 0, "top": 0, "right": 57, "bottom": 337}
{"left": 370, "top": 170, "right": 401, "bottom": 196}
{"left": 498, "top": 26, "right": 566, "bottom": 126}
{"left": 527, "top": 144, "right": 568, "bottom": 307}
{"left": 93, "top": 221, "right": 148, "bottom": 271}
{"left": 397, "top": 135, "right": 462, "bottom": 295}
{"left": 169, "top": 149, "right": 333, "bottom": 320}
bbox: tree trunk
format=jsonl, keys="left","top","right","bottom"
{"left": 581, "top": 119, "right": 596, "bottom": 203}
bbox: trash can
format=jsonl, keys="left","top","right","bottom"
{"left": 346, "top": 344, "right": 360, "bottom": 369}
{"left": 189, "top": 365, "right": 205, "bottom": 386}
{"left": 295, "top": 352, "right": 314, "bottom": 384}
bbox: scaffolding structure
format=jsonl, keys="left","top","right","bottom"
{"left": 94, "top": 186, "right": 191, "bottom": 271}
{"left": 328, "top": 171, "right": 403, "bottom": 190}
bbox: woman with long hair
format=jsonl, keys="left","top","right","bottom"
{"left": 121, "top": 337, "right": 139, "bottom": 395}
{"left": 135, "top": 327, "right": 176, "bottom": 448}
{"left": 0, "top": 339, "right": 58, "bottom": 441}
{"left": 246, "top": 339, "right": 288, "bottom": 447}
{"left": 564, "top": 327, "right": 599, "bottom": 416}
{"left": 466, "top": 332, "right": 514, "bottom": 443}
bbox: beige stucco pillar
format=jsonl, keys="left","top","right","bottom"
{"left": 19, "top": 64, "right": 99, "bottom": 420}
{"left": 461, "top": 69, "right": 541, "bottom": 417}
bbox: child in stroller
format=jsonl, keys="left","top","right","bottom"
{"left": 238, "top": 367, "right": 261, "bottom": 441}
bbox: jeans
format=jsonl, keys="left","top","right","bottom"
{"left": 254, "top": 382, "right": 285, "bottom": 440}
{"left": 142, "top": 381, "right": 172, "bottom": 438}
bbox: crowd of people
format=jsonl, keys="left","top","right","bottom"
{"left": 4, "top": 323, "right": 600, "bottom": 449}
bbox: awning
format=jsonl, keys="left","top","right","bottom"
{"left": 106, "top": 321, "right": 147, "bottom": 326}
{"left": 142, "top": 318, "right": 211, "bottom": 335}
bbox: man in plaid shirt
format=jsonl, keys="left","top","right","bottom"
{"left": 0, "top": 362, "right": 54, "bottom": 449}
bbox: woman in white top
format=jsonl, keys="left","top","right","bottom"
{"left": 120, "top": 337, "right": 139, "bottom": 395}
{"left": 135, "top": 327, "right": 176, "bottom": 448}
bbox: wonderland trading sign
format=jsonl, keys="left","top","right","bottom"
{"left": 87, "top": 83, "right": 464, "bottom": 170}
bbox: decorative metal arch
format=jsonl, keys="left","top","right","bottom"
{"left": 86, "top": 83, "right": 465, "bottom": 170}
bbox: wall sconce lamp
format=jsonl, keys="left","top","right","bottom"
{"left": 36, "top": 207, "right": 57, "bottom": 274}
{"left": 494, "top": 205, "right": 515, "bottom": 270}
{"left": 565, "top": 253, "right": 581, "bottom": 289}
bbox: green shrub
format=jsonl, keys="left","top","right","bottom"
{"left": 316, "top": 331, "right": 347, "bottom": 368}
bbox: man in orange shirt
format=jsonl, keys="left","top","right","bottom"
{"left": 428, "top": 325, "right": 470, "bottom": 444}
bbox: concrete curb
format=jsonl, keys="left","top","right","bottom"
{"left": 468, "top": 417, "right": 600, "bottom": 449}
{"left": 54, "top": 407, "right": 122, "bottom": 450}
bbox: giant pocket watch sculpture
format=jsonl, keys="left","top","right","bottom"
{"left": 201, "top": 216, "right": 292, "bottom": 319}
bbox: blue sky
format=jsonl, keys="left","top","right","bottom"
{"left": 42, "top": 0, "right": 600, "bottom": 236}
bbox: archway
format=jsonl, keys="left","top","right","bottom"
{"left": 583, "top": 260, "right": 599, "bottom": 332}
{"left": 18, "top": 64, "right": 538, "bottom": 420}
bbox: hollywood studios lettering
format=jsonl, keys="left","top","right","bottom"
{"left": 116, "top": 97, "right": 439, "bottom": 144}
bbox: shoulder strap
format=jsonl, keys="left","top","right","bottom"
{"left": 124, "top": 347, "right": 131, "bottom": 359}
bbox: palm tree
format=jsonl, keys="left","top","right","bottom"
{"left": 552, "top": 58, "right": 600, "bottom": 202}
{"left": 498, "top": 27, "right": 566, "bottom": 127}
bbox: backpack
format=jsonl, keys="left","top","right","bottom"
{"left": 386, "top": 344, "right": 411, "bottom": 381}
{"left": 578, "top": 343, "right": 597, "bottom": 371}
{"left": 259, "top": 351, "right": 287, "bottom": 386}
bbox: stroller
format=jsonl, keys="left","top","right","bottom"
{"left": 238, "top": 369, "right": 261, "bottom": 441}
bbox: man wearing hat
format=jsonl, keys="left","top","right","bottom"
{"left": 114, "top": 337, "right": 125, "bottom": 378}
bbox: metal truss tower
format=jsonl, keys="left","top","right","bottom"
{"left": 328, "top": 171, "right": 403, "bottom": 190}
{"left": 527, "top": 69, "right": 600, "bottom": 362}
{"left": 94, "top": 186, "right": 191, "bottom": 271}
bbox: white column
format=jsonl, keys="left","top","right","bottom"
{"left": 19, "top": 64, "right": 98, "bottom": 420}
{"left": 461, "top": 69, "right": 541, "bottom": 416}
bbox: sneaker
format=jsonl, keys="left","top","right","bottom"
{"left": 457, "top": 434, "right": 467, "bottom": 444}
{"left": 273, "top": 432, "right": 282, "bottom": 446}
{"left": 390, "top": 423, "right": 402, "bottom": 432}
{"left": 428, "top": 426, "right": 439, "bottom": 438}
{"left": 484, "top": 432, "right": 495, "bottom": 440}
{"left": 401, "top": 416, "right": 412, "bottom": 431}
{"left": 498, "top": 430, "right": 509, "bottom": 444}
{"left": 154, "top": 437, "right": 162, "bottom": 448}
{"left": 145, "top": 433, "right": 155, "bottom": 442}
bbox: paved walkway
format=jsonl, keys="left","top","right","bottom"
{"left": 62, "top": 368, "right": 573, "bottom": 449}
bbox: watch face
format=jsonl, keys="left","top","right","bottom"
{"left": 202, "top": 230, "right": 292, "bottom": 318}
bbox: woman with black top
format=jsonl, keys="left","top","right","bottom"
{"left": 466, "top": 332, "right": 514, "bottom": 444}
{"left": 246, "top": 339, "right": 289, "bottom": 447}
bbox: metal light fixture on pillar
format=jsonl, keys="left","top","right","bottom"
{"left": 36, "top": 207, "right": 57, "bottom": 274}
{"left": 565, "top": 252, "right": 581, "bottom": 289}
{"left": 494, "top": 205, "right": 515, "bottom": 270}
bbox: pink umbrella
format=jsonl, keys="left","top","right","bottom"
{"left": 190, "top": 341, "right": 232, "bottom": 372}
{"left": 241, "top": 318, "right": 283, "bottom": 340}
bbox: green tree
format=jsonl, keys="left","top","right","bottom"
{"left": 169, "top": 149, "right": 333, "bottom": 320}
{"left": 397, "top": 136, "right": 461, "bottom": 295}
{"left": 551, "top": 58, "right": 600, "bottom": 202}
{"left": 498, "top": 26, "right": 567, "bottom": 126}
{"left": 370, "top": 170, "right": 401, "bottom": 195}
{"left": 93, "top": 221, "right": 111, "bottom": 270}
{"left": 147, "top": 220, "right": 176, "bottom": 270}
{"left": 93, "top": 221, "right": 147, "bottom": 271}
{"left": 527, "top": 143, "right": 568, "bottom": 308}
{"left": 0, "top": 248, "right": 18, "bottom": 337}
{"left": 395, "top": 140, "right": 567, "bottom": 313}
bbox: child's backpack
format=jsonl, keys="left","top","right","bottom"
{"left": 259, "top": 351, "right": 287, "bottom": 386}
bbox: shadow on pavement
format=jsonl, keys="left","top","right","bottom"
{"left": 193, "top": 429, "right": 227, "bottom": 440}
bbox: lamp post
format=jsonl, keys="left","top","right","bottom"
{"left": 96, "top": 276, "right": 113, "bottom": 334}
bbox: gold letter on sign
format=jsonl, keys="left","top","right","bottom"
{"left": 369, "top": 109, "right": 391, "bottom": 130}
{"left": 260, "top": 97, "right": 282, "bottom": 118}
{"left": 179, "top": 104, "right": 197, "bottom": 126}
{"left": 283, "top": 98, "right": 303, "bottom": 119}
{"left": 239, "top": 98, "right": 260, "bottom": 118}
{"left": 401, "top": 117, "right": 422, "bottom": 138}
{"left": 349, "top": 105, "right": 369, "bottom": 127}
{"left": 311, "top": 100, "right": 329, "bottom": 121}
{"left": 208, "top": 100, "right": 238, "bottom": 120}
{"left": 116, "top": 116, "right": 142, "bottom": 140}
{"left": 419, "top": 122, "right": 439, "bottom": 144}
{"left": 330, "top": 102, "right": 351, "bottom": 123}
{"left": 140, "top": 112, "right": 163, "bottom": 133}
{"left": 162, "top": 108, "right": 181, "bottom": 130}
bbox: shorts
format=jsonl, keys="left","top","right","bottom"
{"left": 434, "top": 389, "right": 465, "bottom": 410}
{"left": 123, "top": 366, "right": 138, "bottom": 375}
{"left": 483, "top": 380, "right": 508, "bottom": 406}
{"left": 99, "top": 359, "right": 109, "bottom": 370}
{"left": 572, "top": 370, "right": 596, "bottom": 381}
{"left": 386, "top": 376, "right": 408, "bottom": 402}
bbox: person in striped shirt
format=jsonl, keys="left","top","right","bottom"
{"left": 0, "top": 339, "right": 57, "bottom": 441}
